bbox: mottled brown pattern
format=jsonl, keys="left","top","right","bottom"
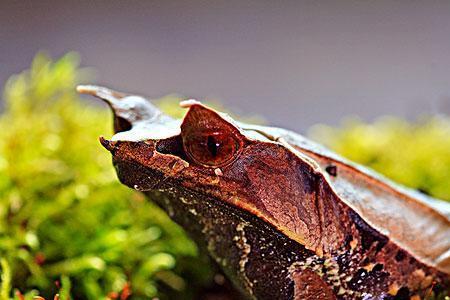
{"left": 79, "top": 85, "right": 450, "bottom": 299}
{"left": 292, "top": 269, "right": 336, "bottom": 300}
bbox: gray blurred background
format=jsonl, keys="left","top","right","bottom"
{"left": 2, "top": 0, "right": 450, "bottom": 132}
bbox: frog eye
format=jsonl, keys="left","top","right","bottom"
{"left": 182, "top": 130, "right": 241, "bottom": 167}
{"left": 180, "top": 103, "right": 245, "bottom": 167}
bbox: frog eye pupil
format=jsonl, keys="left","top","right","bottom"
{"left": 207, "top": 135, "right": 220, "bottom": 157}
{"left": 182, "top": 131, "right": 241, "bottom": 167}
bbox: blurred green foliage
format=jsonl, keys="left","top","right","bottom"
{"left": 310, "top": 116, "right": 450, "bottom": 201}
{"left": 0, "top": 53, "right": 213, "bottom": 299}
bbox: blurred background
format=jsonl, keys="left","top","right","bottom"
{"left": 2, "top": 1, "right": 450, "bottom": 130}
{"left": 1, "top": 1, "right": 449, "bottom": 299}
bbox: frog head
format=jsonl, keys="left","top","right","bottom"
{"left": 77, "top": 85, "right": 336, "bottom": 255}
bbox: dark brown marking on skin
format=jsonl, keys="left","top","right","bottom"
{"left": 394, "top": 250, "right": 406, "bottom": 262}
{"left": 347, "top": 267, "right": 389, "bottom": 293}
{"left": 292, "top": 268, "right": 336, "bottom": 300}
{"left": 373, "top": 263, "right": 384, "bottom": 272}
{"left": 348, "top": 210, "right": 388, "bottom": 253}
{"left": 325, "top": 164, "right": 338, "bottom": 177}
{"left": 291, "top": 146, "right": 450, "bottom": 274}
{"left": 393, "top": 287, "right": 410, "bottom": 300}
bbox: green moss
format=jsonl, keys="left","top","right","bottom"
{"left": 0, "top": 53, "right": 212, "bottom": 299}
{"left": 309, "top": 116, "right": 450, "bottom": 201}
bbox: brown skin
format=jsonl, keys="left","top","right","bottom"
{"left": 78, "top": 85, "right": 450, "bottom": 299}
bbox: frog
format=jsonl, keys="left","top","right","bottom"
{"left": 78, "top": 85, "right": 450, "bottom": 300}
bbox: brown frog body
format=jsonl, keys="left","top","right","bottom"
{"left": 78, "top": 85, "right": 450, "bottom": 300}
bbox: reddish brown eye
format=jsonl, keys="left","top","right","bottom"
{"left": 183, "top": 130, "right": 241, "bottom": 167}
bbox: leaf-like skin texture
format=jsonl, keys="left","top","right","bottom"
{"left": 79, "top": 85, "right": 450, "bottom": 300}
